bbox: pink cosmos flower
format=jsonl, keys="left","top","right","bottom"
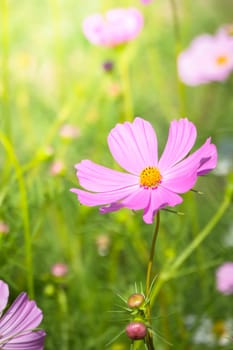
{"left": 82, "top": 8, "right": 143, "bottom": 47}
{"left": 0, "top": 280, "right": 45, "bottom": 349}
{"left": 178, "top": 31, "right": 233, "bottom": 85}
{"left": 71, "top": 117, "right": 217, "bottom": 224}
{"left": 216, "top": 262, "right": 233, "bottom": 295}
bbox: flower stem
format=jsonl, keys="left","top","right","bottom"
{"left": 169, "top": 0, "right": 186, "bottom": 116}
{"left": 0, "top": 0, "right": 11, "bottom": 140}
{"left": 118, "top": 49, "right": 134, "bottom": 122}
{"left": 146, "top": 211, "right": 160, "bottom": 296}
{"left": 0, "top": 132, "right": 34, "bottom": 298}
{"left": 145, "top": 211, "right": 160, "bottom": 350}
{"left": 150, "top": 178, "right": 233, "bottom": 305}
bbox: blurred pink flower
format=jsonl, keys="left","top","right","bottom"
{"left": 71, "top": 117, "right": 217, "bottom": 224}
{"left": 82, "top": 8, "right": 143, "bottom": 47}
{"left": 216, "top": 262, "right": 233, "bottom": 295}
{"left": 59, "top": 124, "right": 80, "bottom": 139}
{"left": 141, "top": 0, "right": 153, "bottom": 4}
{"left": 0, "top": 221, "right": 9, "bottom": 234}
{"left": 178, "top": 31, "right": 233, "bottom": 85}
{"left": 50, "top": 160, "right": 65, "bottom": 176}
{"left": 0, "top": 280, "right": 45, "bottom": 349}
{"left": 51, "top": 263, "right": 68, "bottom": 277}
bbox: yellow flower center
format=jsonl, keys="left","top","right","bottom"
{"left": 216, "top": 55, "right": 228, "bottom": 65}
{"left": 140, "top": 166, "right": 162, "bottom": 188}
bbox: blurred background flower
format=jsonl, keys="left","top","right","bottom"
{"left": 178, "top": 28, "right": 233, "bottom": 85}
{"left": 51, "top": 263, "right": 69, "bottom": 277}
{"left": 141, "top": 0, "right": 153, "bottom": 4}
{"left": 0, "top": 221, "right": 9, "bottom": 234}
{"left": 50, "top": 160, "right": 65, "bottom": 176}
{"left": 82, "top": 8, "right": 144, "bottom": 47}
{"left": 59, "top": 124, "right": 80, "bottom": 140}
{"left": 216, "top": 262, "right": 233, "bottom": 295}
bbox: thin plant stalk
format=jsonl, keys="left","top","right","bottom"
{"left": 145, "top": 211, "right": 160, "bottom": 350}
{"left": 0, "top": 0, "right": 11, "bottom": 140}
{"left": 169, "top": 0, "right": 186, "bottom": 116}
{"left": 118, "top": 49, "right": 134, "bottom": 122}
{"left": 146, "top": 211, "right": 160, "bottom": 296}
{"left": 0, "top": 132, "right": 34, "bottom": 298}
{"left": 150, "top": 180, "right": 233, "bottom": 305}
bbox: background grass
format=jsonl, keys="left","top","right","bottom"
{"left": 0, "top": 0, "right": 233, "bottom": 349}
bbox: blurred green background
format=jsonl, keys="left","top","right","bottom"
{"left": 0, "top": 0, "right": 233, "bottom": 349}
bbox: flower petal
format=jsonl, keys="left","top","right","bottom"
{"left": 108, "top": 117, "right": 158, "bottom": 174}
{"left": 161, "top": 171, "right": 198, "bottom": 194}
{"left": 100, "top": 202, "right": 124, "bottom": 214}
{"left": 120, "top": 187, "right": 151, "bottom": 210}
{"left": 2, "top": 330, "right": 46, "bottom": 350}
{"left": 71, "top": 185, "right": 138, "bottom": 206}
{"left": 0, "top": 293, "right": 43, "bottom": 336}
{"left": 74, "top": 160, "right": 138, "bottom": 192}
{"left": 196, "top": 141, "right": 218, "bottom": 175}
{"left": 158, "top": 119, "right": 197, "bottom": 171}
{"left": 163, "top": 138, "right": 217, "bottom": 178}
{"left": 0, "top": 280, "right": 9, "bottom": 314}
{"left": 143, "top": 187, "right": 183, "bottom": 224}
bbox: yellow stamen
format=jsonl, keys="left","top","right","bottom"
{"left": 216, "top": 55, "right": 228, "bottom": 65}
{"left": 140, "top": 166, "right": 162, "bottom": 188}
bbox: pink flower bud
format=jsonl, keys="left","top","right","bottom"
{"left": 127, "top": 293, "right": 145, "bottom": 308}
{"left": 125, "top": 321, "right": 147, "bottom": 340}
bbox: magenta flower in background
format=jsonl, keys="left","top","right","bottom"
{"left": 216, "top": 262, "right": 233, "bottom": 295}
{"left": 0, "top": 280, "right": 45, "bottom": 349}
{"left": 178, "top": 30, "right": 233, "bottom": 86}
{"left": 82, "top": 8, "right": 143, "bottom": 47}
{"left": 71, "top": 117, "right": 217, "bottom": 224}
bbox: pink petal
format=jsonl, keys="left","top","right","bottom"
{"left": 108, "top": 117, "right": 158, "bottom": 174}
{"left": 0, "top": 293, "right": 43, "bottom": 336}
{"left": 164, "top": 138, "right": 217, "bottom": 177}
{"left": 100, "top": 202, "right": 124, "bottom": 214}
{"left": 143, "top": 187, "right": 183, "bottom": 224}
{"left": 161, "top": 171, "right": 198, "bottom": 193}
{"left": 120, "top": 187, "right": 151, "bottom": 210}
{"left": 0, "top": 280, "right": 9, "bottom": 314}
{"left": 197, "top": 142, "right": 218, "bottom": 175}
{"left": 74, "top": 160, "right": 138, "bottom": 192}
{"left": 3, "top": 330, "right": 46, "bottom": 350}
{"left": 71, "top": 185, "right": 138, "bottom": 206}
{"left": 158, "top": 119, "right": 197, "bottom": 171}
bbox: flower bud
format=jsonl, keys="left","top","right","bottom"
{"left": 125, "top": 321, "right": 147, "bottom": 340}
{"left": 127, "top": 293, "right": 145, "bottom": 309}
{"left": 102, "top": 60, "right": 114, "bottom": 72}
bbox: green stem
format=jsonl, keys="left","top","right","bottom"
{"left": 118, "top": 50, "right": 134, "bottom": 122}
{"left": 146, "top": 211, "right": 160, "bottom": 296}
{"left": 169, "top": 0, "right": 186, "bottom": 116}
{"left": 0, "top": 0, "right": 11, "bottom": 139}
{"left": 145, "top": 212, "right": 160, "bottom": 350}
{"left": 150, "top": 181, "right": 232, "bottom": 305}
{"left": 0, "top": 132, "right": 34, "bottom": 297}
